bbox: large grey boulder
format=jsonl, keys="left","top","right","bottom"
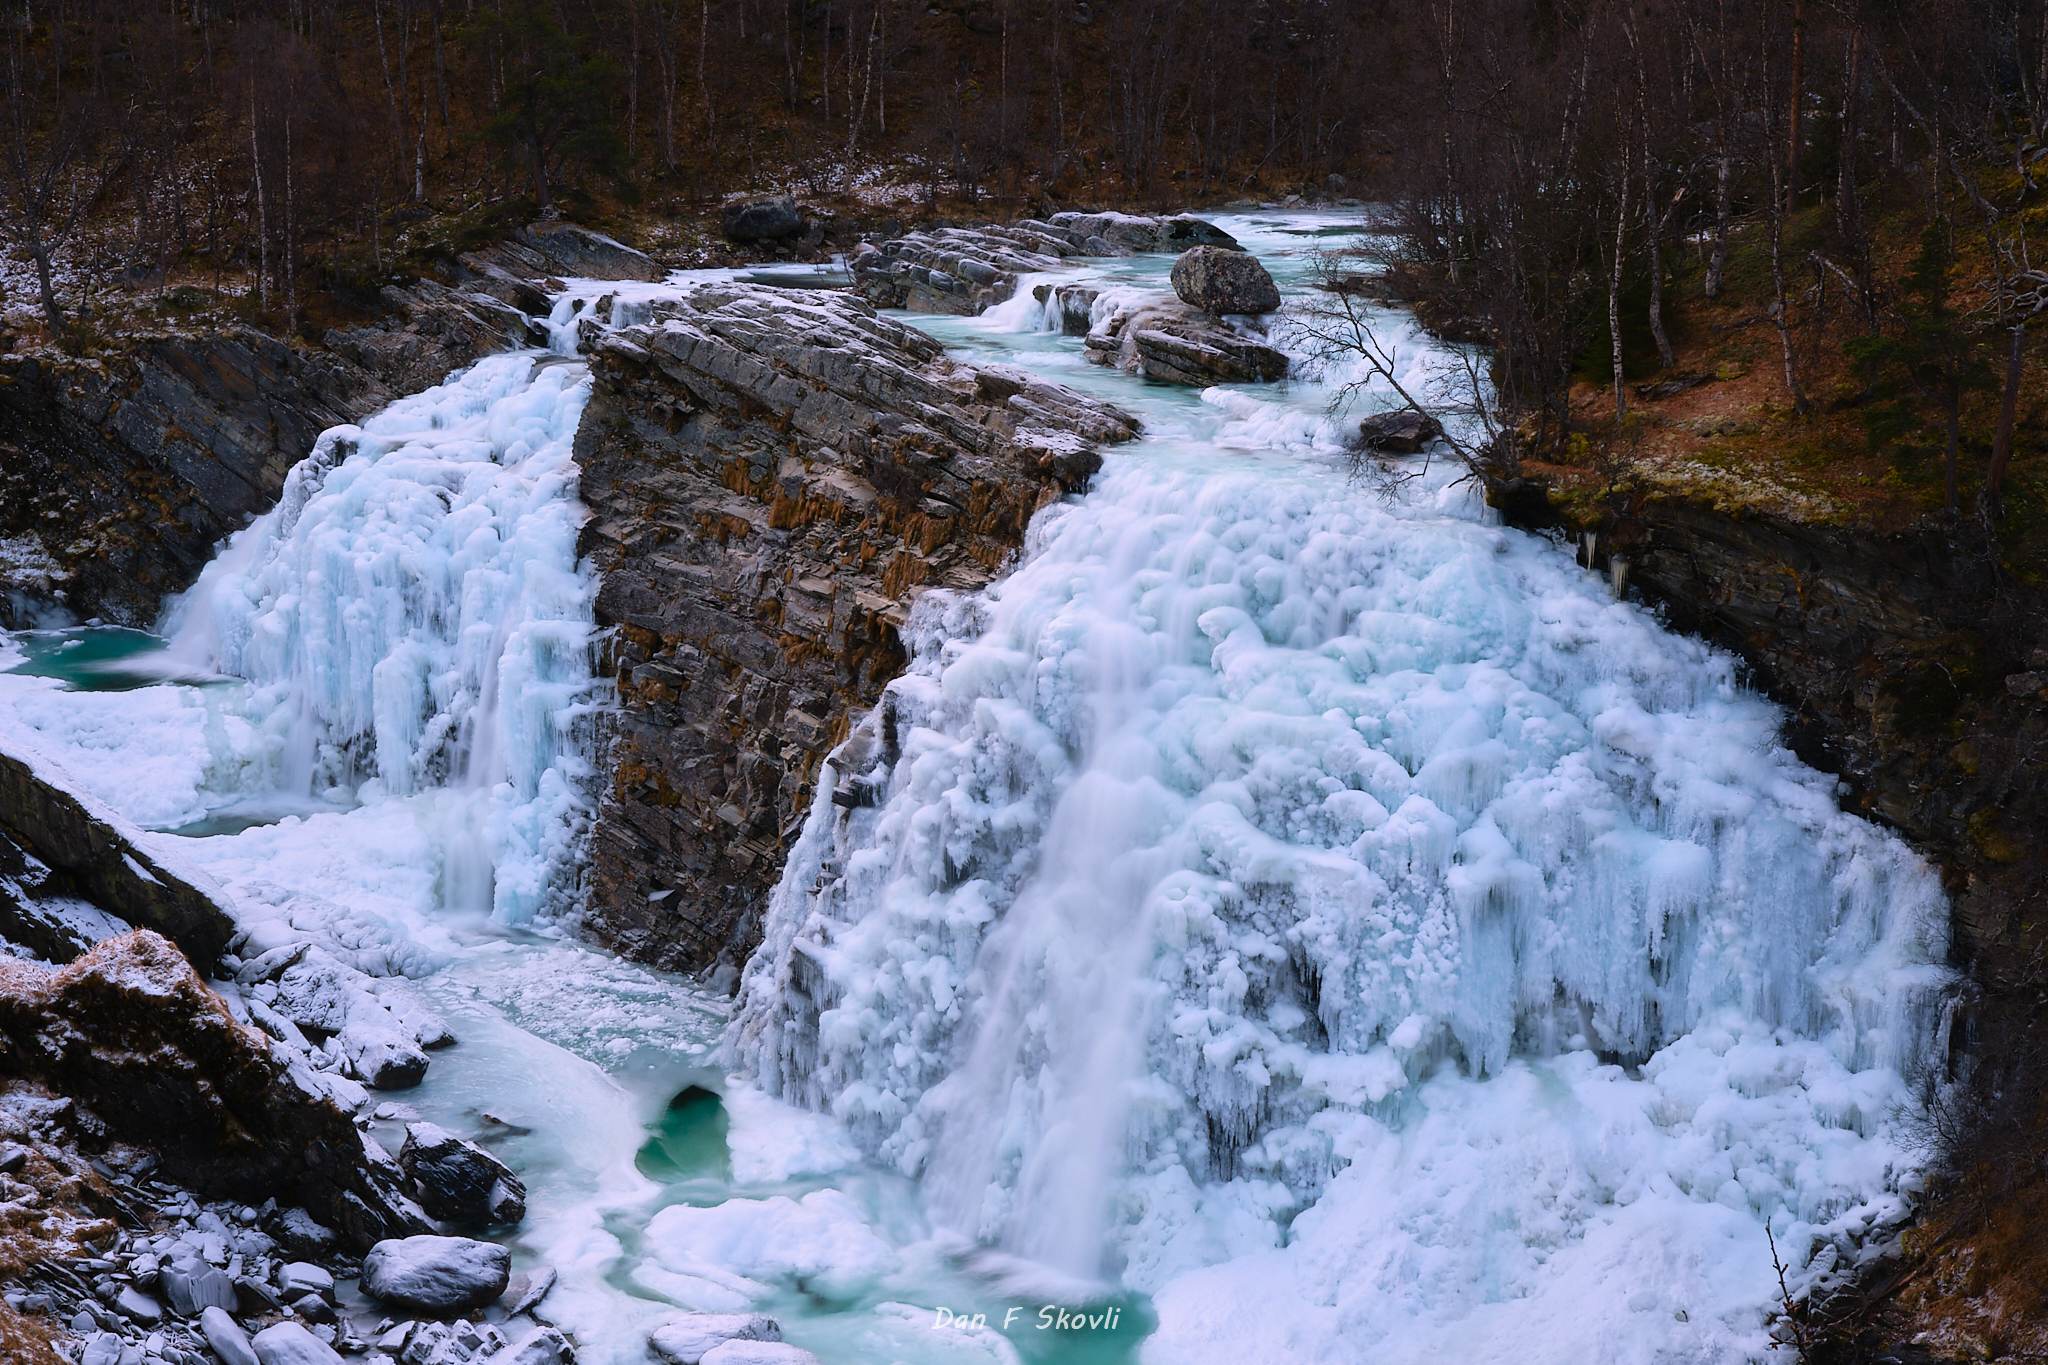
{"left": 1082, "top": 297, "right": 1289, "bottom": 386}
{"left": 399, "top": 1122, "right": 526, "bottom": 1226}
{"left": 200, "top": 1306, "right": 260, "bottom": 1365}
{"left": 250, "top": 1322, "right": 345, "bottom": 1365}
{"left": 650, "top": 1313, "right": 782, "bottom": 1364}
{"left": 721, "top": 196, "right": 809, "bottom": 243}
{"left": 359, "top": 1234, "right": 511, "bottom": 1314}
{"left": 1170, "top": 245, "right": 1282, "bottom": 314}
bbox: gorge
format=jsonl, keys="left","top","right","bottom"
{"left": 0, "top": 211, "right": 1964, "bottom": 1365}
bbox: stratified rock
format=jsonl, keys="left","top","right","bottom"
{"left": 852, "top": 211, "right": 1239, "bottom": 315}
{"left": 0, "top": 740, "right": 237, "bottom": 969}
{"left": 1354, "top": 408, "right": 1444, "bottom": 454}
{"left": 0, "top": 330, "right": 386, "bottom": 627}
{"left": 516, "top": 222, "right": 663, "bottom": 281}
{"left": 1170, "top": 245, "right": 1281, "bottom": 314}
{"left": 250, "top": 1321, "right": 344, "bottom": 1365}
{"left": 574, "top": 283, "right": 1139, "bottom": 972}
{"left": 650, "top": 1313, "right": 781, "bottom": 1364}
{"left": 325, "top": 281, "right": 542, "bottom": 395}
{"left": 398, "top": 1123, "right": 526, "bottom": 1227}
{"left": 0, "top": 931, "right": 430, "bottom": 1251}
{"left": 1081, "top": 296, "right": 1289, "bottom": 386}
{"left": 721, "top": 196, "right": 809, "bottom": 243}
{"left": 159, "top": 1257, "right": 237, "bottom": 1314}
{"left": 358, "top": 1235, "right": 511, "bottom": 1314}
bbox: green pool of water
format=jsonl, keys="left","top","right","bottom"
{"left": 3, "top": 627, "right": 185, "bottom": 692}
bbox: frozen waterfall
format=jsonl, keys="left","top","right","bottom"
{"left": 160, "top": 296, "right": 614, "bottom": 922}
{"left": 731, "top": 215, "right": 1954, "bottom": 1364}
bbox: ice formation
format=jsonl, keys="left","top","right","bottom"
{"left": 161, "top": 298, "right": 612, "bottom": 922}
{"left": 732, "top": 215, "right": 1954, "bottom": 1362}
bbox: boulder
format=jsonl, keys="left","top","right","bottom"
{"left": 0, "top": 742, "right": 238, "bottom": 969}
{"left": 200, "top": 1306, "right": 260, "bottom": 1365}
{"left": 250, "top": 1322, "right": 345, "bottom": 1365}
{"left": 160, "top": 1258, "right": 238, "bottom": 1315}
{"left": 359, "top": 1234, "right": 511, "bottom": 1314}
{"left": 1354, "top": 408, "right": 1444, "bottom": 454}
{"left": 699, "top": 1344, "right": 819, "bottom": 1365}
{"left": 721, "top": 196, "right": 809, "bottom": 244}
{"left": 516, "top": 222, "right": 663, "bottom": 282}
{"left": 1081, "top": 297, "right": 1289, "bottom": 386}
{"left": 398, "top": 1122, "right": 526, "bottom": 1227}
{"left": 650, "top": 1313, "right": 782, "bottom": 1364}
{"left": 1170, "top": 246, "right": 1282, "bottom": 314}
{"left": 490, "top": 1326, "right": 574, "bottom": 1365}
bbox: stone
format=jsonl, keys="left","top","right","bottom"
{"left": 358, "top": 1235, "right": 511, "bottom": 1315}
{"left": 573, "top": 283, "right": 1138, "bottom": 972}
{"left": 649, "top": 1313, "right": 782, "bottom": 1364}
{"left": 0, "top": 744, "right": 237, "bottom": 968}
{"left": 82, "top": 1333, "right": 128, "bottom": 1365}
{"left": 266, "top": 1208, "right": 338, "bottom": 1259}
{"left": 199, "top": 1306, "right": 260, "bottom": 1365}
{"left": 1170, "top": 245, "right": 1282, "bottom": 314}
{"left": 698, "top": 1344, "right": 820, "bottom": 1365}
{"left": 277, "top": 1262, "right": 334, "bottom": 1298}
{"left": 721, "top": 196, "right": 808, "bottom": 243}
{"left": 113, "top": 1286, "right": 163, "bottom": 1324}
{"left": 1080, "top": 297, "right": 1288, "bottom": 386}
{"left": 160, "top": 1260, "right": 237, "bottom": 1315}
{"left": 250, "top": 1322, "right": 345, "bottom": 1365}
{"left": 397, "top": 1124, "right": 525, "bottom": 1227}
{"left": 503, "top": 1265, "right": 555, "bottom": 1318}
{"left": 1353, "top": 408, "right": 1444, "bottom": 454}
{"left": 488, "top": 1326, "right": 573, "bottom": 1365}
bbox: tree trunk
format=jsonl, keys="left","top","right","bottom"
{"left": 1986, "top": 322, "right": 2025, "bottom": 519}
{"left": 28, "top": 233, "right": 68, "bottom": 340}
{"left": 1785, "top": 0, "right": 1806, "bottom": 207}
{"left": 1705, "top": 144, "right": 1730, "bottom": 298}
{"left": 1646, "top": 197, "right": 1674, "bottom": 371}
{"left": 1610, "top": 144, "right": 1631, "bottom": 420}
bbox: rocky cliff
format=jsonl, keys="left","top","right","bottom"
{"left": 574, "top": 281, "right": 1138, "bottom": 973}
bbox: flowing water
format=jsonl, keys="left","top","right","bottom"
{"left": 0, "top": 213, "right": 1951, "bottom": 1365}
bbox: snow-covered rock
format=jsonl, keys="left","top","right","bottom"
{"left": 398, "top": 1123, "right": 525, "bottom": 1227}
{"left": 251, "top": 1321, "right": 344, "bottom": 1365}
{"left": 698, "top": 1343, "right": 820, "bottom": 1365}
{"left": 359, "top": 1235, "right": 511, "bottom": 1314}
{"left": 200, "top": 1306, "right": 259, "bottom": 1365}
{"left": 648, "top": 1312, "right": 782, "bottom": 1364}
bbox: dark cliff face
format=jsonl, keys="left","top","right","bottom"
{"left": 0, "top": 331, "right": 388, "bottom": 627}
{"left": 573, "top": 282, "right": 1137, "bottom": 973}
{"left": 1504, "top": 486, "right": 2047, "bottom": 1026}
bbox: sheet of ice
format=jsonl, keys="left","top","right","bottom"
{"left": 160, "top": 347, "right": 605, "bottom": 924}
{"left": 731, "top": 211, "right": 1954, "bottom": 1364}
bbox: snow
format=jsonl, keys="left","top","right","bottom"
{"left": 641, "top": 1191, "right": 899, "bottom": 1304}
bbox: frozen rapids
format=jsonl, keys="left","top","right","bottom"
{"left": 0, "top": 215, "right": 1953, "bottom": 1365}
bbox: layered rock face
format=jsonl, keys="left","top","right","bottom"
{"left": 850, "top": 210, "right": 1238, "bottom": 315}
{"left": 574, "top": 282, "right": 1137, "bottom": 972}
{"left": 0, "top": 331, "right": 385, "bottom": 627}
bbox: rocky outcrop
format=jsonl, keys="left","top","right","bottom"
{"left": 574, "top": 281, "right": 1137, "bottom": 972}
{"left": 851, "top": 211, "right": 1239, "bottom": 315}
{"left": 1170, "top": 245, "right": 1281, "bottom": 314}
{"left": 0, "top": 331, "right": 386, "bottom": 627}
{"left": 1082, "top": 295, "right": 1289, "bottom": 386}
{"left": 0, "top": 931, "right": 430, "bottom": 1250}
{"left": 323, "top": 280, "right": 542, "bottom": 395}
{"left": 0, "top": 741, "right": 236, "bottom": 970}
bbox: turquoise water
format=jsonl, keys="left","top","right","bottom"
{"left": 3, "top": 627, "right": 189, "bottom": 692}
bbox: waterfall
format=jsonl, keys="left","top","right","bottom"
{"left": 731, "top": 255, "right": 1952, "bottom": 1357}
{"left": 161, "top": 296, "right": 625, "bottom": 922}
